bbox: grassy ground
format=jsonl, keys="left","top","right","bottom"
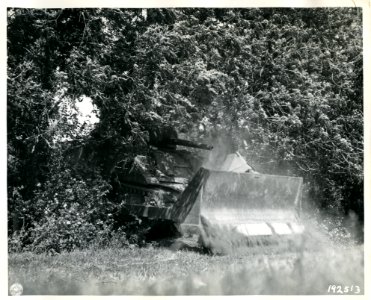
{"left": 8, "top": 235, "right": 364, "bottom": 295}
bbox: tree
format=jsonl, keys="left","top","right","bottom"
{"left": 8, "top": 8, "right": 363, "bottom": 249}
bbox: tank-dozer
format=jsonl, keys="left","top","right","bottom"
{"left": 120, "top": 132, "right": 304, "bottom": 251}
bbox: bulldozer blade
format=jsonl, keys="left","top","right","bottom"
{"left": 184, "top": 170, "right": 304, "bottom": 240}
{"left": 198, "top": 215, "right": 301, "bottom": 255}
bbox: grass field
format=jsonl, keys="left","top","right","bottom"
{"left": 8, "top": 230, "right": 364, "bottom": 295}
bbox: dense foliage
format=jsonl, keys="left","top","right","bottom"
{"left": 7, "top": 8, "right": 363, "bottom": 251}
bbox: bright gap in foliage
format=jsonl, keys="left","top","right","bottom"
{"left": 76, "top": 96, "right": 100, "bottom": 127}
{"left": 51, "top": 93, "right": 100, "bottom": 143}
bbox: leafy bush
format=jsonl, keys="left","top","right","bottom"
{"left": 27, "top": 205, "right": 98, "bottom": 253}
{"left": 8, "top": 227, "right": 29, "bottom": 253}
{"left": 8, "top": 165, "right": 130, "bottom": 253}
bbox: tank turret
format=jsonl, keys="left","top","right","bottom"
{"left": 117, "top": 128, "right": 212, "bottom": 207}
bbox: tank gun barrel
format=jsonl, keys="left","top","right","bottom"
{"left": 167, "top": 138, "right": 213, "bottom": 150}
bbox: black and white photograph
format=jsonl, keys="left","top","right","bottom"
{"left": 4, "top": 0, "right": 368, "bottom": 296}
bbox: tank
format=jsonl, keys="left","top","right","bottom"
{"left": 119, "top": 129, "right": 305, "bottom": 252}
